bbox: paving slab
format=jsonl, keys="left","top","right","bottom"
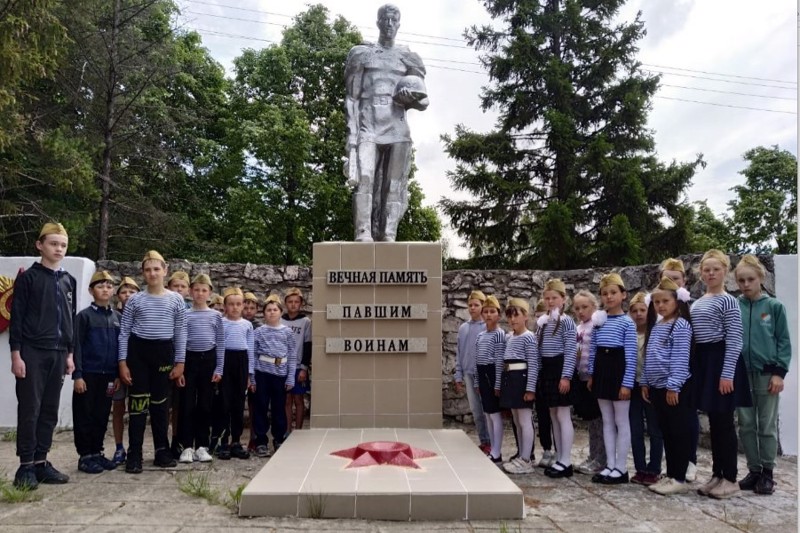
{"left": 0, "top": 420, "right": 795, "bottom": 531}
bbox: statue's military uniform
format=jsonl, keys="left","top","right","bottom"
{"left": 345, "top": 43, "right": 427, "bottom": 242}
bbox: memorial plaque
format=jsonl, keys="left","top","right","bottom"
{"left": 327, "top": 270, "right": 428, "bottom": 285}
{"left": 326, "top": 337, "right": 427, "bottom": 354}
{"left": 327, "top": 304, "right": 427, "bottom": 320}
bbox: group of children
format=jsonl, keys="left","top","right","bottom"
{"left": 9, "top": 222, "right": 791, "bottom": 503}
{"left": 9, "top": 223, "right": 312, "bottom": 489}
{"left": 457, "top": 250, "right": 791, "bottom": 499}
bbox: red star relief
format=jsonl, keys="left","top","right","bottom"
{"left": 331, "top": 441, "right": 437, "bottom": 469}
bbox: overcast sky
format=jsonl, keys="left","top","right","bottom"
{"left": 176, "top": 0, "right": 797, "bottom": 258}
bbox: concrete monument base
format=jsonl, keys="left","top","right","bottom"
{"left": 239, "top": 428, "right": 523, "bottom": 520}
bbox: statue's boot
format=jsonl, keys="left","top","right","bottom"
{"left": 353, "top": 193, "right": 374, "bottom": 242}
{"left": 380, "top": 202, "right": 404, "bottom": 242}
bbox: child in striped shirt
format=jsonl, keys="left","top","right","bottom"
{"left": 212, "top": 287, "right": 254, "bottom": 460}
{"left": 588, "top": 273, "right": 637, "bottom": 485}
{"left": 642, "top": 277, "right": 693, "bottom": 496}
{"left": 693, "top": 249, "right": 750, "bottom": 499}
{"left": 253, "top": 295, "right": 296, "bottom": 457}
{"left": 497, "top": 298, "right": 539, "bottom": 475}
{"left": 177, "top": 274, "right": 224, "bottom": 464}
{"left": 473, "top": 295, "right": 506, "bottom": 464}
{"left": 536, "top": 279, "right": 577, "bottom": 479}
{"left": 629, "top": 291, "right": 663, "bottom": 486}
{"left": 282, "top": 287, "right": 312, "bottom": 435}
{"left": 118, "top": 250, "right": 187, "bottom": 473}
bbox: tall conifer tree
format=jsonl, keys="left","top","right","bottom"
{"left": 441, "top": 0, "right": 702, "bottom": 268}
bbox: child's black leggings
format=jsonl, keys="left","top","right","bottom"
{"left": 178, "top": 349, "right": 216, "bottom": 449}
{"left": 212, "top": 350, "right": 248, "bottom": 446}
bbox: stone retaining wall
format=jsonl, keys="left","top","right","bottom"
{"left": 97, "top": 253, "right": 775, "bottom": 421}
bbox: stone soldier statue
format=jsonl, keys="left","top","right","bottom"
{"left": 344, "top": 3, "right": 429, "bottom": 242}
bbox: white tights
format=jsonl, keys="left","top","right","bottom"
{"left": 485, "top": 412, "right": 504, "bottom": 459}
{"left": 511, "top": 408, "right": 534, "bottom": 461}
{"left": 598, "top": 399, "right": 631, "bottom": 473}
{"left": 549, "top": 406, "right": 574, "bottom": 467}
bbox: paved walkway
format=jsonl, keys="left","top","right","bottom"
{"left": 0, "top": 420, "right": 795, "bottom": 532}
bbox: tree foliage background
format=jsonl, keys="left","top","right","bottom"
{"left": 0, "top": 1, "right": 440, "bottom": 264}
{"left": 0, "top": 0, "right": 791, "bottom": 265}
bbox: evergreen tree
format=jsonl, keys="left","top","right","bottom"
{"left": 441, "top": 0, "right": 702, "bottom": 268}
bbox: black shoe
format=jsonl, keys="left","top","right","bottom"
{"left": 754, "top": 469, "right": 775, "bottom": 495}
{"left": 78, "top": 456, "right": 104, "bottom": 474}
{"left": 125, "top": 456, "right": 143, "bottom": 474}
{"left": 545, "top": 462, "right": 574, "bottom": 478}
{"left": 35, "top": 461, "right": 69, "bottom": 484}
{"left": 488, "top": 454, "right": 503, "bottom": 465}
{"left": 13, "top": 465, "right": 38, "bottom": 490}
{"left": 273, "top": 441, "right": 282, "bottom": 454}
{"left": 600, "top": 469, "right": 629, "bottom": 485}
{"left": 738, "top": 470, "right": 761, "bottom": 491}
{"left": 154, "top": 449, "right": 177, "bottom": 468}
{"left": 592, "top": 467, "right": 611, "bottom": 483}
{"left": 170, "top": 441, "right": 182, "bottom": 460}
{"left": 216, "top": 444, "right": 231, "bottom": 460}
{"left": 230, "top": 443, "right": 251, "bottom": 460}
{"left": 94, "top": 454, "right": 117, "bottom": 471}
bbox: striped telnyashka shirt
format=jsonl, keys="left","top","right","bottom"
{"left": 588, "top": 313, "right": 638, "bottom": 389}
{"left": 537, "top": 316, "right": 578, "bottom": 379}
{"left": 691, "top": 293, "right": 743, "bottom": 380}
{"left": 473, "top": 328, "right": 507, "bottom": 388}
{"left": 118, "top": 290, "right": 187, "bottom": 363}
{"left": 223, "top": 317, "right": 255, "bottom": 378}
{"left": 254, "top": 324, "right": 297, "bottom": 386}
{"left": 642, "top": 318, "right": 692, "bottom": 391}
{"left": 497, "top": 330, "right": 539, "bottom": 394}
{"left": 186, "top": 308, "right": 225, "bottom": 376}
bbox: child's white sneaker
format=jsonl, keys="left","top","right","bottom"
{"left": 504, "top": 457, "right": 534, "bottom": 475}
{"left": 194, "top": 447, "right": 213, "bottom": 463}
{"left": 179, "top": 448, "right": 195, "bottom": 464}
{"left": 537, "top": 450, "right": 556, "bottom": 468}
{"left": 685, "top": 461, "right": 697, "bottom": 482}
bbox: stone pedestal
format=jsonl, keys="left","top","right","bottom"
{"left": 310, "top": 242, "right": 442, "bottom": 429}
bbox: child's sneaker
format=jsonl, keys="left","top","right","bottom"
{"left": 576, "top": 459, "right": 602, "bottom": 475}
{"left": 216, "top": 444, "right": 231, "bottom": 460}
{"left": 537, "top": 450, "right": 555, "bottom": 469}
{"left": 195, "top": 447, "right": 213, "bottom": 463}
{"left": 94, "top": 454, "right": 117, "bottom": 471}
{"left": 230, "top": 443, "right": 251, "bottom": 460}
{"left": 179, "top": 448, "right": 195, "bottom": 464}
{"left": 78, "top": 456, "right": 104, "bottom": 474}
{"left": 505, "top": 457, "right": 535, "bottom": 475}
{"left": 112, "top": 447, "right": 127, "bottom": 465}
{"left": 154, "top": 449, "right": 178, "bottom": 468}
{"left": 255, "top": 445, "right": 270, "bottom": 458}
{"left": 13, "top": 464, "right": 38, "bottom": 490}
{"left": 35, "top": 461, "right": 69, "bottom": 484}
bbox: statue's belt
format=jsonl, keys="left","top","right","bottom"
{"left": 361, "top": 95, "right": 394, "bottom": 105}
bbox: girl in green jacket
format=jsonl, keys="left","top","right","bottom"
{"left": 735, "top": 255, "right": 792, "bottom": 495}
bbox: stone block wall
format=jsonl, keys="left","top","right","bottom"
{"left": 97, "top": 253, "right": 776, "bottom": 421}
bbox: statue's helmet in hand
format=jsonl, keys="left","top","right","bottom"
{"left": 393, "top": 75, "right": 427, "bottom": 103}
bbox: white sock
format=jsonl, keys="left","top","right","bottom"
{"left": 555, "top": 406, "right": 573, "bottom": 467}
{"left": 612, "top": 400, "right": 631, "bottom": 474}
{"left": 511, "top": 408, "right": 534, "bottom": 461}
{"left": 487, "top": 412, "right": 504, "bottom": 458}
{"left": 598, "top": 399, "right": 617, "bottom": 470}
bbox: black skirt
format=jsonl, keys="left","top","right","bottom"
{"left": 500, "top": 365, "right": 534, "bottom": 410}
{"left": 537, "top": 355, "right": 575, "bottom": 407}
{"left": 477, "top": 364, "right": 502, "bottom": 414}
{"left": 694, "top": 341, "right": 753, "bottom": 412}
{"left": 592, "top": 346, "right": 626, "bottom": 401}
{"left": 572, "top": 376, "right": 601, "bottom": 420}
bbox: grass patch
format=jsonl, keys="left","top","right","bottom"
{"left": 0, "top": 475, "right": 41, "bottom": 504}
{"left": 1, "top": 429, "right": 16, "bottom": 442}
{"left": 304, "top": 492, "right": 328, "bottom": 519}
{"left": 224, "top": 482, "right": 246, "bottom": 512}
{"left": 498, "top": 522, "right": 522, "bottom": 533}
{"left": 177, "top": 472, "right": 218, "bottom": 504}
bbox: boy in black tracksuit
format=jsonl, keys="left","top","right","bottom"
{"left": 9, "top": 222, "right": 76, "bottom": 489}
{"left": 72, "top": 271, "right": 121, "bottom": 473}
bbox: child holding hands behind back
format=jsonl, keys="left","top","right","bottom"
{"left": 641, "top": 277, "right": 693, "bottom": 496}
